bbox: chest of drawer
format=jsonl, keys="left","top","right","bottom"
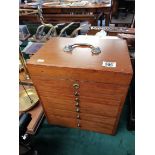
{"left": 27, "top": 37, "right": 133, "bottom": 135}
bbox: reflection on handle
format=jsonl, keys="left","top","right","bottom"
{"left": 64, "top": 43, "right": 101, "bottom": 54}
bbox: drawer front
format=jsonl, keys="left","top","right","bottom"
{"left": 33, "top": 78, "right": 126, "bottom": 106}
{"left": 47, "top": 114, "right": 113, "bottom": 135}
{"left": 47, "top": 114, "right": 77, "bottom": 128}
{"left": 80, "top": 119, "right": 113, "bottom": 135}
{"left": 79, "top": 81, "right": 126, "bottom": 102}
{"left": 42, "top": 108, "right": 116, "bottom": 125}
{"left": 38, "top": 89, "right": 121, "bottom": 106}
{"left": 39, "top": 95, "right": 119, "bottom": 117}
{"left": 33, "top": 78, "right": 122, "bottom": 117}
{"left": 28, "top": 64, "right": 132, "bottom": 86}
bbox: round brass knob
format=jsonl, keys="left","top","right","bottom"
{"left": 73, "top": 83, "right": 79, "bottom": 89}
{"left": 74, "top": 92, "right": 79, "bottom": 96}
{"left": 77, "top": 123, "right": 80, "bottom": 127}
{"left": 77, "top": 114, "right": 80, "bottom": 119}
{"left": 75, "top": 102, "right": 79, "bottom": 106}
{"left": 76, "top": 107, "right": 80, "bottom": 112}
{"left": 75, "top": 98, "right": 79, "bottom": 102}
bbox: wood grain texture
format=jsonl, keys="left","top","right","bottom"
{"left": 27, "top": 37, "right": 132, "bottom": 85}
{"left": 27, "top": 37, "right": 132, "bottom": 74}
{"left": 27, "top": 36, "right": 133, "bottom": 135}
{"left": 38, "top": 95, "right": 120, "bottom": 117}
{"left": 42, "top": 108, "right": 116, "bottom": 125}
{"left": 19, "top": 14, "right": 100, "bottom": 25}
{"left": 20, "top": 3, "right": 111, "bottom": 10}
{"left": 31, "top": 78, "right": 127, "bottom": 101}
{"left": 47, "top": 114, "right": 113, "bottom": 134}
{"left": 111, "top": 85, "right": 130, "bottom": 135}
{"left": 20, "top": 3, "right": 111, "bottom": 25}
{"left": 87, "top": 27, "right": 135, "bottom": 36}
{"left": 29, "top": 67, "right": 132, "bottom": 85}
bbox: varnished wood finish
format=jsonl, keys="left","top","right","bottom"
{"left": 27, "top": 37, "right": 132, "bottom": 74}
{"left": 20, "top": 3, "right": 111, "bottom": 9}
{"left": 19, "top": 85, "right": 44, "bottom": 135}
{"left": 31, "top": 78, "right": 127, "bottom": 101}
{"left": 19, "top": 14, "right": 101, "bottom": 26}
{"left": 19, "top": 70, "right": 33, "bottom": 85}
{"left": 27, "top": 36, "right": 133, "bottom": 135}
{"left": 29, "top": 67, "right": 131, "bottom": 85}
{"left": 47, "top": 115, "right": 113, "bottom": 134}
{"left": 42, "top": 108, "right": 116, "bottom": 125}
{"left": 88, "top": 27, "right": 135, "bottom": 36}
{"left": 19, "top": 3, "right": 111, "bottom": 26}
{"left": 37, "top": 95, "right": 120, "bottom": 117}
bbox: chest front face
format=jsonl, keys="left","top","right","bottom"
{"left": 27, "top": 36, "right": 133, "bottom": 135}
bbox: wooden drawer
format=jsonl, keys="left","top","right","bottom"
{"left": 29, "top": 65, "right": 132, "bottom": 86}
{"left": 33, "top": 78, "right": 126, "bottom": 105}
{"left": 81, "top": 119, "right": 113, "bottom": 135}
{"left": 47, "top": 114, "right": 113, "bottom": 134}
{"left": 79, "top": 81, "right": 126, "bottom": 101}
{"left": 39, "top": 96, "right": 119, "bottom": 117}
{"left": 33, "top": 78, "right": 122, "bottom": 118}
{"left": 43, "top": 108, "right": 116, "bottom": 125}
{"left": 38, "top": 89, "right": 121, "bottom": 106}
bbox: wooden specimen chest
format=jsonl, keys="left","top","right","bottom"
{"left": 27, "top": 36, "right": 133, "bottom": 135}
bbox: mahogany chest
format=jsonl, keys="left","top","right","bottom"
{"left": 27, "top": 36, "right": 133, "bottom": 135}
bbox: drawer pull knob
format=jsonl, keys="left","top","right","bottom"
{"left": 74, "top": 92, "right": 79, "bottom": 96}
{"left": 77, "top": 123, "right": 80, "bottom": 127}
{"left": 73, "top": 83, "right": 79, "bottom": 89}
{"left": 76, "top": 107, "right": 80, "bottom": 112}
{"left": 77, "top": 114, "right": 80, "bottom": 119}
{"left": 75, "top": 102, "right": 79, "bottom": 106}
{"left": 75, "top": 98, "right": 79, "bottom": 102}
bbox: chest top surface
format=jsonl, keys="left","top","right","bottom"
{"left": 27, "top": 36, "right": 132, "bottom": 74}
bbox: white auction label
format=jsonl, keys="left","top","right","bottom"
{"left": 37, "top": 59, "right": 45, "bottom": 63}
{"left": 102, "top": 61, "right": 116, "bottom": 68}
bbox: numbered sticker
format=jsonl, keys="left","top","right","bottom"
{"left": 102, "top": 61, "right": 116, "bottom": 68}
{"left": 37, "top": 59, "right": 45, "bottom": 63}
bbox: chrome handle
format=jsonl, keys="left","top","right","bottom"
{"left": 64, "top": 43, "right": 101, "bottom": 55}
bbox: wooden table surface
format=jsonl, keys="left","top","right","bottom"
{"left": 20, "top": 2, "right": 111, "bottom": 9}
{"left": 20, "top": 2, "right": 112, "bottom": 26}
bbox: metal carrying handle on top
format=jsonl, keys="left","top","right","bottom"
{"left": 64, "top": 43, "right": 101, "bottom": 54}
